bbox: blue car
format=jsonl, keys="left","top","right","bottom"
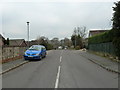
{"left": 24, "top": 45, "right": 46, "bottom": 60}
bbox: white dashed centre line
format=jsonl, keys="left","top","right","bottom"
{"left": 60, "top": 56, "right": 62, "bottom": 63}
{"left": 54, "top": 50, "right": 63, "bottom": 88}
{"left": 55, "top": 66, "right": 61, "bottom": 88}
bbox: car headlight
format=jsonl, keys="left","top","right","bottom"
{"left": 35, "top": 53, "right": 39, "bottom": 55}
{"left": 24, "top": 52, "right": 27, "bottom": 55}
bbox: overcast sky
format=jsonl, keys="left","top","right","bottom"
{"left": 0, "top": 0, "right": 119, "bottom": 40}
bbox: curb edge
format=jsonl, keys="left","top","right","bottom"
{"left": 0, "top": 61, "right": 29, "bottom": 75}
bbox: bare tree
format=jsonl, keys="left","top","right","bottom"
{"left": 77, "top": 26, "right": 87, "bottom": 39}
{"left": 64, "top": 38, "right": 72, "bottom": 47}
{"left": 36, "top": 36, "right": 48, "bottom": 45}
{"left": 71, "top": 26, "right": 88, "bottom": 49}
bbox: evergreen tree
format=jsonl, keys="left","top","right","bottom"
{"left": 71, "top": 35, "right": 76, "bottom": 47}
{"left": 112, "top": 1, "right": 120, "bottom": 30}
{"left": 112, "top": 1, "right": 120, "bottom": 59}
{"left": 71, "top": 35, "right": 83, "bottom": 49}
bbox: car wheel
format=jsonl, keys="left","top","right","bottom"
{"left": 39, "top": 55, "right": 42, "bottom": 60}
{"left": 24, "top": 58, "right": 27, "bottom": 60}
{"left": 44, "top": 55, "right": 46, "bottom": 58}
{"left": 44, "top": 53, "right": 46, "bottom": 58}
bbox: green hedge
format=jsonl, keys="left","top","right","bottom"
{"left": 88, "top": 30, "right": 114, "bottom": 44}
{"left": 88, "top": 29, "right": 120, "bottom": 59}
{"left": 88, "top": 29, "right": 120, "bottom": 44}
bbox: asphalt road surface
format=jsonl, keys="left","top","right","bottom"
{"left": 2, "top": 50, "right": 118, "bottom": 88}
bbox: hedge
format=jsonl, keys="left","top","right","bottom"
{"left": 88, "top": 29, "right": 120, "bottom": 59}
{"left": 88, "top": 30, "right": 114, "bottom": 44}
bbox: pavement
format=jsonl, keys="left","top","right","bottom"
{"left": 2, "top": 50, "right": 118, "bottom": 88}
{"left": 79, "top": 50, "right": 120, "bottom": 74}
{"left": 2, "top": 58, "right": 27, "bottom": 71}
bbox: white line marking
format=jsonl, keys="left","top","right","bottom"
{"left": 60, "top": 56, "right": 62, "bottom": 62}
{"left": 54, "top": 50, "right": 63, "bottom": 88}
{"left": 55, "top": 66, "right": 61, "bottom": 88}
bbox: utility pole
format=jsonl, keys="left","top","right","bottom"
{"left": 27, "top": 22, "right": 30, "bottom": 48}
{"left": 77, "top": 27, "right": 80, "bottom": 35}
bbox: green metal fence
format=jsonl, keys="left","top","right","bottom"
{"left": 88, "top": 42, "right": 116, "bottom": 55}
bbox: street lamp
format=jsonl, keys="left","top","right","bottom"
{"left": 74, "top": 27, "right": 77, "bottom": 48}
{"left": 27, "top": 22, "right": 30, "bottom": 48}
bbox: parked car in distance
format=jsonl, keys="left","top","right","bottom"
{"left": 58, "top": 46, "right": 62, "bottom": 50}
{"left": 24, "top": 45, "right": 46, "bottom": 60}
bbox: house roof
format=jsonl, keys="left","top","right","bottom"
{"left": 29, "top": 40, "right": 39, "bottom": 46}
{"left": 89, "top": 30, "right": 108, "bottom": 37}
{"left": 9, "top": 39, "right": 27, "bottom": 46}
{"left": 0, "top": 34, "right": 5, "bottom": 39}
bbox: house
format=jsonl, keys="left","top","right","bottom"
{"left": 9, "top": 39, "right": 27, "bottom": 47}
{"left": 29, "top": 40, "right": 39, "bottom": 46}
{"left": 0, "top": 34, "right": 5, "bottom": 46}
{"left": 26, "top": 40, "right": 39, "bottom": 47}
{"left": 89, "top": 30, "right": 108, "bottom": 37}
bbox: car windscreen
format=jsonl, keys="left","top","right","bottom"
{"left": 29, "top": 46, "right": 41, "bottom": 51}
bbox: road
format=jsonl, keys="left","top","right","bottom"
{"left": 2, "top": 50, "right": 118, "bottom": 88}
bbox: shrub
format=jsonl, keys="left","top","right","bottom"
{"left": 75, "top": 46, "right": 80, "bottom": 50}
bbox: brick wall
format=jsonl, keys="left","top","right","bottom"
{"left": 1, "top": 46, "right": 27, "bottom": 63}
